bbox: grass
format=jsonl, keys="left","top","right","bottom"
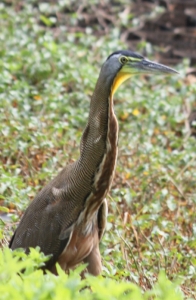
{"left": 0, "top": 1, "right": 196, "bottom": 299}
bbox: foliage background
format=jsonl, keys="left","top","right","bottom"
{"left": 0, "top": 0, "right": 195, "bottom": 299}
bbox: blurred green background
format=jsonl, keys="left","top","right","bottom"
{"left": 0, "top": 1, "right": 195, "bottom": 299}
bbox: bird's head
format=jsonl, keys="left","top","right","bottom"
{"left": 102, "top": 50, "right": 178, "bottom": 96}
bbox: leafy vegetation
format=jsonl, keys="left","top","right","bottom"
{"left": 0, "top": 1, "right": 195, "bottom": 299}
{"left": 0, "top": 248, "right": 185, "bottom": 300}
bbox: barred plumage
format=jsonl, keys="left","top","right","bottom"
{"left": 9, "top": 50, "right": 177, "bottom": 275}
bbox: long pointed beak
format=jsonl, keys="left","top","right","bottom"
{"left": 137, "top": 58, "right": 178, "bottom": 74}
{"left": 112, "top": 57, "right": 178, "bottom": 96}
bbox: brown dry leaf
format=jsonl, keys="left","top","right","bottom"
{"left": 33, "top": 95, "right": 42, "bottom": 100}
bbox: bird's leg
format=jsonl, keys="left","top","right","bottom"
{"left": 83, "top": 244, "right": 102, "bottom": 276}
{"left": 82, "top": 227, "right": 102, "bottom": 277}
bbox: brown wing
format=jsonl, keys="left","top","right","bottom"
{"left": 9, "top": 165, "right": 84, "bottom": 269}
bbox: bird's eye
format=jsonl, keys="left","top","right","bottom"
{"left": 119, "top": 56, "right": 128, "bottom": 64}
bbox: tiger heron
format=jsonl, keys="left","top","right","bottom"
{"left": 9, "top": 50, "right": 177, "bottom": 275}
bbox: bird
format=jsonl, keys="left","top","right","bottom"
{"left": 9, "top": 50, "right": 177, "bottom": 276}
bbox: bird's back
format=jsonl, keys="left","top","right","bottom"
{"left": 9, "top": 161, "right": 93, "bottom": 268}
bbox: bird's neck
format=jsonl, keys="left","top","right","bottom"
{"left": 80, "top": 73, "right": 118, "bottom": 165}
{"left": 78, "top": 72, "right": 118, "bottom": 197}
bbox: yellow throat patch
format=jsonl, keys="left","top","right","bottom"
{"left": 111, "top": 72, "right": 131, "bottom": 96}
